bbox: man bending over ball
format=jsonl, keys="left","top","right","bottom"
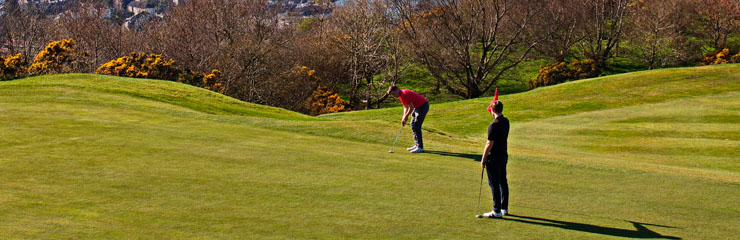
{"left": 387, "top": 86, "right": 429, "bottom": 153}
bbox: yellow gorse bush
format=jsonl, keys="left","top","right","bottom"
{"left": 1, "top": 53, "right": 28, "bottom": 80}
{"left": 28, "top": 39, "right": 78, "bottom": 75}
{"left": 287, "top": 65, "right": 349, "bottom": 115}
{"left": 530, "top": 59, "right": 600, "bottom": 89}
{"left": 98, "top": 52, "right": 224, "bottom": 93}
{"left": 306, "top": 85, "right": 350, "bottom": 115}
{"left": 97, "top": 52, "right": 178, "bottom": 79}
{"left": 530, "top": 62, "right": 570, "bottom": 89}
{"left": 700, "top": 48, "right": 740, "bottom": 65}
{"left": 201, "top": 69, "right": 224, "bottom": 93}
{"left": 571, "top": 59, "right": 599, "bottom": 79}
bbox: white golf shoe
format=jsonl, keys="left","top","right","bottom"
{"left": 501, "top": 209, "right": 508, "bottom": 216}
{"left": 406, "top": 145, "right": 418, "bottom": 151}
{"left": 482, "top": 210, "right": 502, "bottom": 218}
{"left": 410, "top": 147, "right": 424, "bottom": 153}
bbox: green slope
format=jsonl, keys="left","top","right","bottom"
{"left": 0, "top": 68, "right": 738, "bottom": 239}
{"left": 325, "top": 64, "right": 740, "bottom": 181}
{"left": 1, "top": 74, "right": 314, "bottom": 120}
{"left": 324, "top": 64, "right": 740, "bottom": 136}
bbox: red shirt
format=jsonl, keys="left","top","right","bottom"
{"left": 398, "top": 89, "right": 427, "bottom": 108}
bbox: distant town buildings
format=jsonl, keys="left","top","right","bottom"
{"left": 121, "top": 0, "right": 172, "bottom": 30}
{"left": 1, "top": 0, "right": 342, "bottom": 31}
{"left": 126, "top": 1, "right": 155, "bottom": 15}
{"left": 273, "top": 0, "right": 342, "bottom": 28}
{"left": 17, "top": 0, "right": 67, "bottom": 4}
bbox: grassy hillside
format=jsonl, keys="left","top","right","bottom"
{"left": 326, "top": 64, "right": 740, "bottom": 181}
{"left": 0, "top": 74, "right": 314, "bottom": 120}
{"left": 325, "top": 64, "right": 740, "bottom": 136}
{"left": 0, "top": 68, "right": 738, "bottom": 239}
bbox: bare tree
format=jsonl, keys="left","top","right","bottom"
{"left": 55, "top": 0, "right": 134, "bottom": 72}
{"left": 627, "top": 0, "right": 692, "bottom": 69}
{"left": 326, "top": 0, "right": 408, "bottom": 109}
{"left": 393, "top": 0, "right": 542, "bottom": 99}
{"left": 292, "top": 16, "right": 351, "bottom": 90}
{"left": 696, "top": 0, "right": 740, "bottom": 49}
{"left": 576, "top": 0, "right": 634, "bottom": 69}
{"left": 0, "top": 1, "right": 51, "bottom": 62}
{"left": 532, "top": 0, "right": 586, "bottom": 62}
{"left": 145, "top": 0, "right": 290, "bottom": 104}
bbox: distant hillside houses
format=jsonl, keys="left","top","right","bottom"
{"left": 2, "top": 0, "right": 71, "bottom": 18}
{"left": 2, "top": 0, "right": 339, "bottom": 31}
{"left": 122, "top": 0, "right": 180, "bottom": 31}
{"left": 272, "top": 0, "right": 342, "bottom": 27}
{"left": 17, "top": 0, "right": 67, "bottom": 4}
{"left": 127, "top": 1, "right": 154, "bottom": 15}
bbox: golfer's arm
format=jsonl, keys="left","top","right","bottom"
{"left": 481, "top": 140, "right": 493, "bottom": 162}
{"left": 403, "top": 105, "right": 413, "bottom": 119}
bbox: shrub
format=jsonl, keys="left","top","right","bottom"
{"left": 530, "top": 59, "right": 602, "bottom": 89}
{"left": 269, "top": 65, "right": 322, "bottom": 113}
{"left": 1, "top": 53, "right": 28, "bottom": 80}
{"left": 306, "top": 85, "right": 350, "bottom": 115}
{"left": 97, "top": 52, "right": 224, "bottom": 93}
{"left": 28, "top": 39, "right": 81, "bottom": 75}
{"left": 700, "top": 48, "right": 736, "bottom": 65}
{"left": 570, "top": 59, "right": 600, "bottom": 79}
{"left": 200, "top": 69, "right": 224, "bottom": 93}
{"left": 530, "top": 62, "right": 571, "bottom": 89}
{"left": 96, "top": 52, "right": 180, "bottom": 80}
{"left": 732, "top": 53, "right": 740, "bottom": 63}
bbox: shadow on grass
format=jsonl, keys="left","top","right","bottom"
{"left": 504, "top": 214, "right": 681, "bottom": 239}
{"left": 424, "top": 150, "right": 481, "bottom": 161}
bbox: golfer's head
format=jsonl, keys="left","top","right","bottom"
{"left": 387, "top": 85, "right": 401, "bottom": 97}
{"left": 488, "top": 101, "right": 503, "bottom": 116}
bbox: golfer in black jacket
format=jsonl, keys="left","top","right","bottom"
{"left": 480, "top": 100, "right": 510, "bottom": 218}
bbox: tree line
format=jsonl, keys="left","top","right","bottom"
{"left": 1, "top": 0, "right": 739, "bottom": 114}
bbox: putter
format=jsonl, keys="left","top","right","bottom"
{"left": 388, "top": 125, "right": 403, "bottom": 153}
{"left": 475, "top": 165, "right": 485, "bottom": 218}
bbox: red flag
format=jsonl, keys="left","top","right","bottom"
{"left": 487, "top": 88, "right": 499, "bottom": 114}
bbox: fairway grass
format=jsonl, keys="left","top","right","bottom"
{"left": 0, "top": 66, "right": 738, "bottom": 239}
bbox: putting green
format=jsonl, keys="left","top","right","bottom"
{"left": 0, "top": 65, "right": 738, "bottom": 239}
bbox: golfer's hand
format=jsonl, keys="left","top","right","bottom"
{"left": 481, "top": 159, "right": 486, "bottom": 168}
{"left": 401, "top": 118, "right": 407, "bottom": 126}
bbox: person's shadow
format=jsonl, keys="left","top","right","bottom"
{"left": 503, "top": 214, "right": 681, "bottom": 239}
{"left": 424, "top": 150, "right": 481, "bottom": 161}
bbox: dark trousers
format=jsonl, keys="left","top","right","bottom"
{"left": 411, "top": 102, "right": 429, "bottom": 149}
{"left": 486, "top": 153, "right": 509, "bottom": 212}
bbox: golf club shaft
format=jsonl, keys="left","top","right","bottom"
{"left": 389, "top": 125, "right": 403, "bottom": 151}
{"left": 476, "top": 165, "right": 484, "bottom": 215}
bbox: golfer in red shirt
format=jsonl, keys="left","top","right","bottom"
{"left": 387, "top": 86, "right": 429, "bottom": 153}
